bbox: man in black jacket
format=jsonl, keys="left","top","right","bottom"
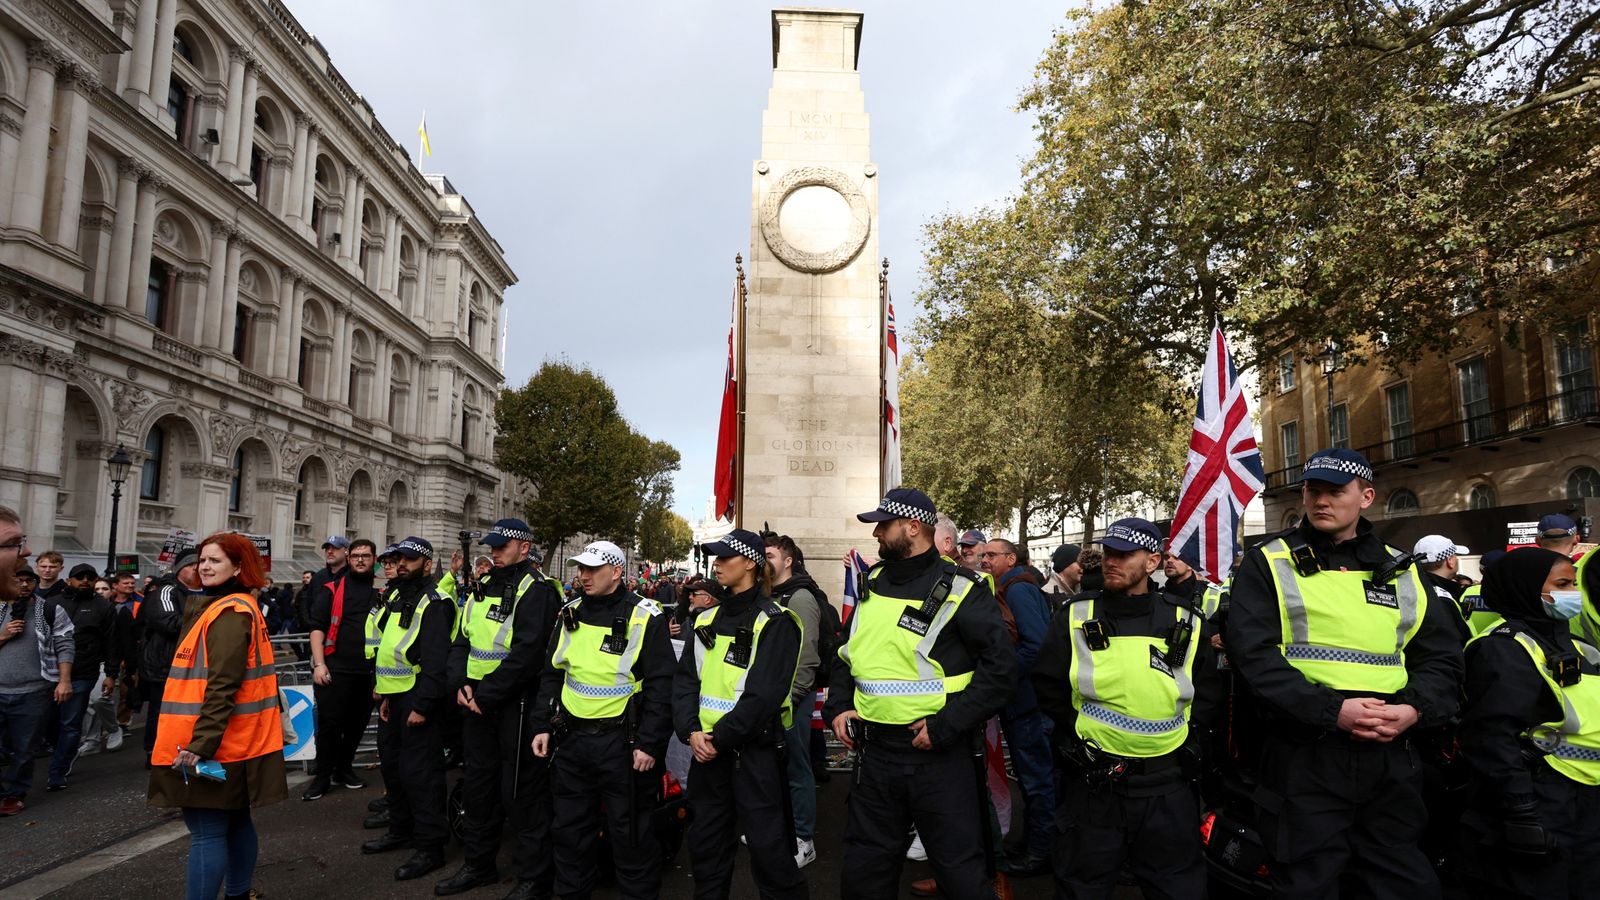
{"left": 45, "top": 564, "right": 116, "bottom": 790}
{"left": 304, "top": 538, "right": 381, "bottom": 800}
{"left": 1227, "top": 449, "right": 1463, "bottom": 898}
{"left": 1160, "top": 548, "right": 1207, "bottom": 608}
{"left": 438, "top": 519, "right": 563, "bottom": 900}
{"left": 135, "top": 550, "right": 200, "bottom": 756}
{"left": 825, "top": 488, "right": 1018, "bottom": 900}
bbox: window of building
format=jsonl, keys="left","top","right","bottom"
{"left": 173, "top": 33, "right": 195, "bottom": 65}
{"left": 1569, "top": 466, "right": 1600, "bottom": 500}
{"left": 1278, "top": 352, "right": 1295, "bottom": 392}
{"left": 228, "top": 448, "right": 244, "bottom": 513}
{"left": 460, "top": 408, "right": 471, "bottom": 451}
{"left": 249, "top": 146, "right": 265, "bottom": 204}
{"left": 310, "top": 197, "right": 324, "bottom": 234}
{"left": 140, "top": 426, "right": 165, "bottom": 500}
{"left": 232, "top": 307, "right": 250, "bottom": 364}
{"left": 1331, "top": 403, "right": 1349, "bottom": 450}
{"left": 1467, "top": 483, "right": 1497, "bottom": 510}
{"left": 145, "top": 259, "right": 170, "bottom": 330}
{"left": 166, "top": 80, "right": 190, "bottom": 142}
{"left": 1280, "top": 421, "right": 1300, "bottom": 475}
{"left": 468, "top": 315, "right": 480, "bottom": 351}
{"left": 1385, "top": 489, "right": 1420, "bottom": 518}
{"left": 1458, "top": 357, "right": 1491, "bottom": 442}
{"left": 1555, "top": 321, "right": 1595, "bottom": 419}
{"left": 297, "top": 338, "right": 312, "bottom": 390}
{"left": 1386, "top": 383, "right": 1413, "bottom": 459}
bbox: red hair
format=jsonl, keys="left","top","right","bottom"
{"left": 197, "top": 533, "right": 269, "bottom": 589}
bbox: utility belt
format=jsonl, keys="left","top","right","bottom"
{"left": 855, "top": 719, "right": 979, "bottom": 754}
{"left": 559, "top": 713, "right": 628, "bottom": 736}
{"left": 1057, "top": 743, "right": 1185, "bottom": 784}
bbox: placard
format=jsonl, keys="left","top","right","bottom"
{"left": 280, "top": 685, "right": 316, "bottom": 762}
{"left": 157, "top": 529, "right": 197, "bottom": 564}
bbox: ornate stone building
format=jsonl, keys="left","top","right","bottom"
{"left": 0, "top": 0, "right": 518, "bottom": 572}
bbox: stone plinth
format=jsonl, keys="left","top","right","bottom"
{"left": 743, "top": 8, "right": 880, "bottom": 598}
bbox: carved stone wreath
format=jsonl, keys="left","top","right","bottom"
{"left": 758, "top": 166, "right": 871, "bottom": 274}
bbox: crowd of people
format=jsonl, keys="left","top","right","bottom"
{"left": 0, "top": 438, "right": 1595, "bottom": 900}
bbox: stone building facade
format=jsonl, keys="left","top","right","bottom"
{"left": 0, "top": 0, "right": 518, "bottom": 572}
{"left": 1257, "top": 308, "right": 1599, "bottom": 555}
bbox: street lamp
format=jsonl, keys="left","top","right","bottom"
{"left": 106, "top": 444, "right": 132, "bottom": 574}
{"left": 1318, "top": 341, "right": 1341, "bottom": 446}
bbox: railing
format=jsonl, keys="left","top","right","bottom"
{"left": 293, "top": 522, "right": 312, "bottom": 541}
{"left": 153, "top": 334, "right": 201, "bottom": 366}
{"left": 1264, "top": 387, "right": 1599, "bottom": 490}
{"left": 137, "top": 502, "right": 174, "bottom": 526}
{"left": 239, "top": 370, "right": 275, "bottom": 394}
{"left": 303, "top": 397, "right": 330, "bottom": 416}
{"left": 227, "top": 514, "right": 253, "bottom": 532}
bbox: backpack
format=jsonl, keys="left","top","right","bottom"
{"left": 814, "top": 590, "right": 843, "bottom": 688}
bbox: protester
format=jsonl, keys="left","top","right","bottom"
{"left": 957, "top": 529, "right": 986, "bottom": 569}
{"left": 46, "top": 563, "right": 116, "bottom": 790}
{"left": 1049, "top": 544, "right": 1082, "bottom": 598}
{"left": 0, "top": 508, "right": 74, "bottom": 816}
{"left": 304, "top": 539, "right": 381, "bottom": 801}
{"left": 109, "top": 572, "right": 140, "bottom": 733}
{"left": 148, "top": 532, "right": 286, "bottom": 900}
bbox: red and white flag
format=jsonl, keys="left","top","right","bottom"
{"left": 712, "top": 279, "right": 739, "bottom": 522}
{"left": 1168, "top": 323, "right": 1266, "bottom": 582}
{"left": 882, "top": 292, "right": 902, "bottom": 491}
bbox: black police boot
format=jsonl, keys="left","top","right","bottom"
{"left": 363, "top": 812, "right": 390, "bottom": 829}
{"left": 300, "top": 776, "right": 330, "bottom": 801}
{"left": 501, "top": 881, "right": 545, "bottom": 900}
{"left": 361, "top": 832, "right": 411, "bottom": 855}
{"left": 396, "top": 849, "right": 447, "bottom": 881}
{"left": 434, "top": 862, "right": 499, "bottom": 895}
{"left": 368, "top": 794, "right": 390, "bottom": 813}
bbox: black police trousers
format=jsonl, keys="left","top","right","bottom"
{"left": 376, "top": 691, "right": 448, "bottom": 852}
{"left": 312, "top": 669, "right": 374, "bottom": 780}
{"left": 1453, "top": 772, "right": 1600, "bottom": 899}
{"left": 1052, "top": 769, "right": 1206, "bottom": 900}
{"left": 550, "top": 728, "right": 660, "bottom": 900}
{"left": 460, "top": 701, "right": 553, "bottom": 888}
{"left": 688, "top": 743, "right": 808, "bottom": 900}
{"left": 1253, "top": 734, "right": 1439, "bottom": 899}
{"left": 841, "top": 741, "right": 989, "bottom": 900}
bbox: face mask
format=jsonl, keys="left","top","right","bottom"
{"left": 1543, "top": 590, "right": 1584, "bottom": 621}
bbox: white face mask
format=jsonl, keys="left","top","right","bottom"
{"left": 1543, "top": 590, "right": 1584, "bottom": 621}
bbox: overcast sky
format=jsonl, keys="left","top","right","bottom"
{"left": 287, "top": 1, "right": 1070, "bottom": 522}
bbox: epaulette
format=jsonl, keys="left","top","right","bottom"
{"left": 1064, "top": 589, "right": 1104, "bottom": 606}
{"left": 1158, "top": 590, "right": 1203, "bottom": 619}
{"left": 632, "top": 596, "right": 663, "bottom": 617}
{"left": 756, "top": 596, "right": 786, "bottom": 618}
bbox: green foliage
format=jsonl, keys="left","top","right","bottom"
{"left": 495, "top": 360, "right": 680, "bottom": 562}
{"left": 637, "top": 506, "right": 694, "bottom": 565}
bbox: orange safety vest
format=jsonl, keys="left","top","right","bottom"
{"left": 151, "top": 592, "right": 283, "bottom": 766}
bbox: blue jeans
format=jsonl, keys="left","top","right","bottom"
{"left": 0, "top": 687, "right": 51, "bottom": 799}
{"left": 1001, "top": 707, "right": 1057, "bottom": 859}
{"left": 47, "top": 680, "right": 93, "bottom": 786}
{"left": 182, "top": 807, "right": 259, "bottom": 900}
{"left": 785, "top": 706, "right": 816, "bottom": 841}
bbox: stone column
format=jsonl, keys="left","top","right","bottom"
{"left": 441, "top": 251, "right": 462, "bottom": 336}
{"left": 337, "top": 169, "right": 360, "bottom": 260}
{"left": 272, "top": 267, "right": 297, "bottom": 378}
{"left": 48, "top": 66, "right": 97, "bottom": 250}
{"left": 234, "top": 60, "right": 260, "bottom": 182}
{"left": 349, "top": 175, "right": 367, "bottom": 272}
{"left": 9, "top": 43, "right": 64, "bottom": 234}
{"left": 124, "top": 174, "right": 164, "bottom": 313}
{"left": 201, "top": 222, "right": 229, "bottom": 346}
{"left": 124, "top": 0, "right": 159, "bottom": 105}
{"left": 254, "top": 310, "right": 276, "bottom": 375}
{"left": 330, "top": 305, "right": 350, "bottom": 403}
{"left": 413, "top": 244, "right": 432, "bottom": 321}
{"left": 218, "top": 236, "right": 245, "bottom": 353}
{"left": 104, "top": 158, "right": 143, "bottom": 310}
{"left": 217, "top": 48, "right": 247, "bottom": 173}
{"left": 286, "top": 113, "right": 309, "bottom": 222}
{"left": 285, "top": 277, "right": 307, "bottom": 382}
{"left": 379, "top": 211, "right": 396, "bottom": 295}
{"left": 300, "top": 126, "right": 320, "bottom": 240}
{"left": 146, "top": 0, "right": 179, "bottom": 116}
{"left": 434, "top": 364, "right": 456, "bottom": 438}
{"left": 374, "top": 336, "right": 391, "bottom": 422}
{"left": 89, "top": 214, "right": 115, "bottom": 304}
{"left": 0, "top": 113, "right": 21, "bottom": 228}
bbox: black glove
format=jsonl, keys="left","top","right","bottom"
{"left": 1500, "top": 794, "right": 1555, "bottom": 858}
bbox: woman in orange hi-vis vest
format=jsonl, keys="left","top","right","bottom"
{"left": 148, "top": 532, "right": 287, "bottom": 900}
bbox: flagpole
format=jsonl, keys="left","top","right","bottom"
{"left": 734, "top": 253, "right": 748, "bottom": 529}
{"left": 417, "top": 109, "right": 425, "bottom": 168}
{"left": 879, "top": 258, "right": 889, "bottom": 496}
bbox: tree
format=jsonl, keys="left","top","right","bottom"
{"left": 638, "top": 506, "right": 694, "bottom": 566}
{"left": 495, "top": 360, "right": 680, "bottom": 563}
{"left": 1000, "top": 0, "right": 1598, "bottom": 373}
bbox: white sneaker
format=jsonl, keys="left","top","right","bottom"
{"left": 906, "top": 832, "right": 927, "bottom": 861}
{"left": 105, "top": 727, "right": 124, "bottom": 752}
{"left": 77, "top": 739, "right": 102, "bottom": 758}
{"left": 794, "top": 838, "right": 816, "bottom": 869}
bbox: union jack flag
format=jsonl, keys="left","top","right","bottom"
{"left": 1168, "top": 323, "right": 1265, "bottom": 583}
{"left": 841, "top": 548, "right": 872, "bottom": 624}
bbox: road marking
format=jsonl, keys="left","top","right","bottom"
{"left": 5, "top": 773, "right": 312, "bottom": 899}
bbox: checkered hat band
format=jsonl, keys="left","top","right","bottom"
{"left": 1105, "top": 526, "right": 1161, "bottom": 553}
{"left": 1303, "top": 457, "right": 1373, "bottom": 481}
{"left": 397, "top": 540, "right": 433, "bottom": 559}
{"left": 879, "top": 499, "right": 936, "bottom": 525}
{"left": 586, "top": 546, "right": 625, "bottom": 567}
{"left": 492, "top": 527, "right": 533, "bottom": 542}
{"left": 722, "top": 535, "right": 763, "bottom": 561}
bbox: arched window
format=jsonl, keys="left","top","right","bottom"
{"left": 1568, "top": 466, "right": 1600, "bottom": 500}
{"left": 228, "top": 448, "right": 244, "bottom": 512}
{"left": 1467, "top": 483, "right": 1497, "bottom": 510}
{"left": 141, "top": 426, "right": 165, "bottom": 500}
{"left": 146, "top": 259, "right": 171, "bottom": 329}
{"left": 1385, "top": 489, "right": 1420, "bottom": 518}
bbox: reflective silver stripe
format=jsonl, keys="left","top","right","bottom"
{"left": 1266, "top": 540, "right": 1309, "bottom": 644}
{"left": 550, "top": 600, "right": 583, "bottom": 668}
{"left": 489, "top": 575, "right": 533, "bottom": 654}
{"left": 856, "top": 678, "right": 947, "bottom": 696}
{"left": 1283, "top": 644, "right": 1403, "bottom": 667}
{"left": 564, "top": 676, "right": 634, "bottom": 699}
{"left": 913, "top": 576, "right": 971, "bottom": 680}
{"left": 1393, "top": 568, "right": 1422, "bottom": 656}
{"left": 1070, "top": 599, "right": 1196, "bottom": 719}
{"left": 387, "top": 598, "right": 427, "bottom": 677}
{"left": 160, "top": 695, "right": 278, "bottom": 717}
{"left": 1070, "top": 600, "right": 1095, "bottom": 700}
{"left": 1079, "top": 701, "right": 1187, "bottom": 736}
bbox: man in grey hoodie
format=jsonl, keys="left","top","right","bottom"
{"left": 0, "top": 506, "right": 74, "bottom": 816}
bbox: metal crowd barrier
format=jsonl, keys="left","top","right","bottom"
{"left": 272, "top": 632, "right": 381, "bottom": 775}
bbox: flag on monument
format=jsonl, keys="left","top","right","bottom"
{"left": 712, "top": 278, "right": 739, "bottom": 522}
{"left": 1167, "top": 322, "right": 1266, "bottom": 583}
{"left": 841, "top": 548, "right": 870, "bottom": 624}
{"left": 881, "top": 291, "right": 902, "bottom": 491}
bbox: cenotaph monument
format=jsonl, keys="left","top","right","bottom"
{"left": 740, "top": 8, "right": 882, "bottom": 598}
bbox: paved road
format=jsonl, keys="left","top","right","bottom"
{"left": 4, "top": 731, "right": 1074, "bottom": 899}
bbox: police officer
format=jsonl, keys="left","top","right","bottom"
{"left": 360, "top": 537, "right": 460, "bottom": 882}
{"left": 1455, "top": 547, "right": 1600, "bottom": 896}
{"left": 1460, "top": 549, "right": 1505, "bottom": 637}
{"left": 1227, "top": 449, "right": 1463, "bottom": 898}
{"left": 825, "top": 488, "right": 1017, "bottom": 900}
{"left": 1033, "top": 518, "right": 1222, "bottom": 898}
{"left": 438, "top": 519, "right": 563, "bottom": 899}
{"left": 1414, "top": 535, "right": 1473, "bottom": 643}
{"left": 531, "top": 540, "right": 673, "bottom": 900}
{"left": 673, "top": 528, "right": 807, "bottom": 899}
